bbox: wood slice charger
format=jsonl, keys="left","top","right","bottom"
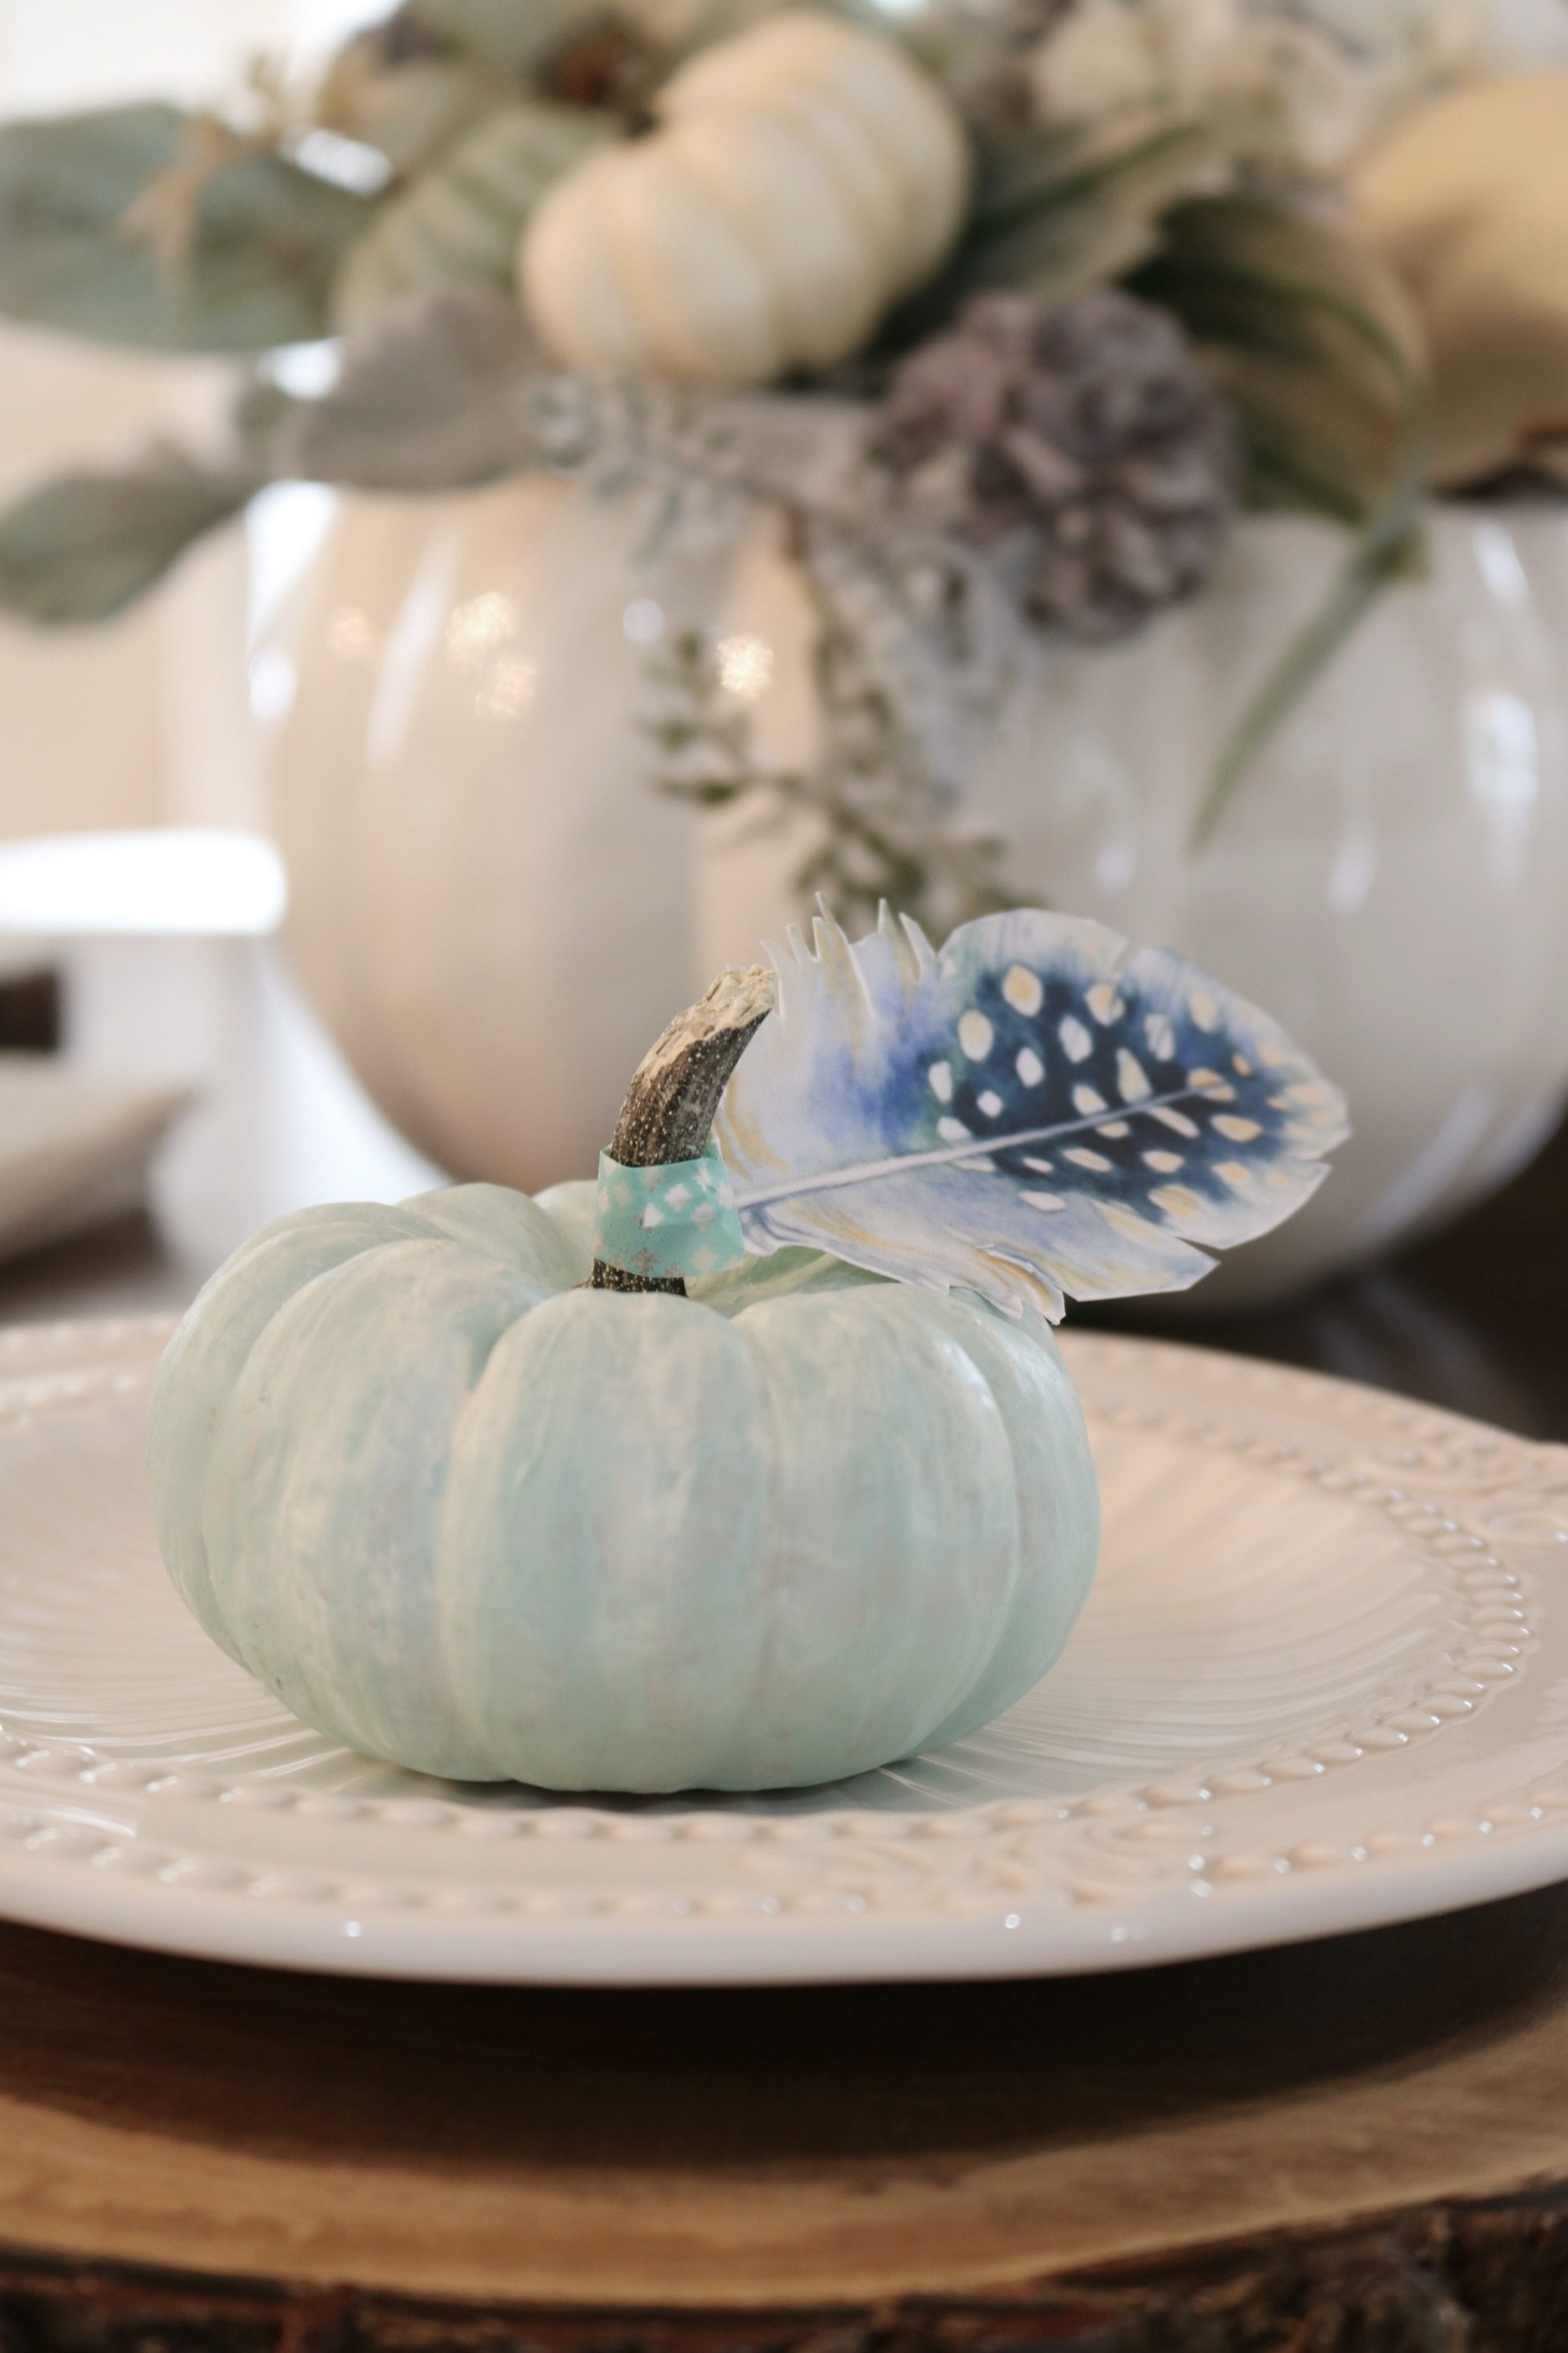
{"left": 2, "top": 1888, "right": 1568, "bottom": 2352}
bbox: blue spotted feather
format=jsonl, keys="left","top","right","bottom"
{"left": 713, "top": 905, "right": 1348, "bottom": 1320}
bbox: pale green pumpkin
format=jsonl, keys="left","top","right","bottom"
{"left": 147, "top": 1176, "right": 1099, "bottom": 1793}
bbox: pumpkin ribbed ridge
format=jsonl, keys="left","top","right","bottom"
{"left": 517, "top": 11, "right": 970, "bottom": 387}
{"left": 148, "top": 1181, "right": 1098, "bottom": 1791}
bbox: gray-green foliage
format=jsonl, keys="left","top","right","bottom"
{"left": 245, "top": 282, "right": 544, "bottom": 486}
{"left": 648, "top": 609, "right": 1014, "bottom": 943}
{"left": 0, "top": 103, "right": 371, "bottom": 351}
{"left": 1133, "top": 196, "right": 1429, "bottom": 842}
{"left": 889, "top": 116, "right": 1220, "bottom": 349}
{"left": 332, "top": 100, "right": 608, "bottom": 328}
{"left": 0, "top": 56, "right": 1438, "bottom": 862}
{"left": 0, "top": 461, "right": 253, "bottom": 623}
{"left": 407, "top": 0, "right": 634, "bottom": 75}
{"left": 1135, "top": 195, "right": 1428, "bottom": 531}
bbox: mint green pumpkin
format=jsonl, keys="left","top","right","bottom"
{"left": 147, "top": 1178, "right": 1099, "bottom": 1792}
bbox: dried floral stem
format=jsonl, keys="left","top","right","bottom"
{"left": 649, "top": 619, "right": 1011, "bottom": 939}
{"left": 1190, "top": 492, "right": 1424, "bottom": 849}
{"left": 648, "top": 497, "right": 1016, "bottom": 939}
{"left": 589, "top": 962, "right": 776, "bottom": 1296}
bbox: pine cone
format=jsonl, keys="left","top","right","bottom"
{"left": 875, "top": 289, "right": 1239, "bottom": 642}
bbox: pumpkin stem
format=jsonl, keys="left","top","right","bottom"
{"left": 589, "top": 961, "right": 776, "bottom": 1295}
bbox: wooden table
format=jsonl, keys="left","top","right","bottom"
{"left": 6, "top": 1133, "right": 1568, "bottom": 2349}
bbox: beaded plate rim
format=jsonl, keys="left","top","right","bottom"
{"left": 0, "top": 1312, "right": 1564, "bottom": 1984}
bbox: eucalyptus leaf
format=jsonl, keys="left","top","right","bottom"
{"left": 1126, "top": 195, "right": 1430, "bottom": 845}
{"left": 0, "top": 462, "right": 252, "bottom": 624}
{"left": 244, "top": 282, "right": 860, "bottom": 511}
{"left": 0, "top": 103, "right": 371, "bottom": 351}
{"left": 331, "top": 100, "right": 609, "bottom": 328}
{"left": 252, "top": 285, "right": 541, "bottom": 488}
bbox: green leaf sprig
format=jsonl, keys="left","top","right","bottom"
{"left": 0, "top": 103, "right": 371, "bottom": 352}
{"left": 1132, "top": 194, "right": 1430, "bottom": 846}
{"left": 0, "top": 459, "right": 252, "bottom": 624}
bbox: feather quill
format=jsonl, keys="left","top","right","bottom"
{"left": 714, "top": 905, "right": 1348, "bottom": 1320}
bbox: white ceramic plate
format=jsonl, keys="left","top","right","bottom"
{"left": 0, "top": 1313, "right": 1565, "bottom": 1985}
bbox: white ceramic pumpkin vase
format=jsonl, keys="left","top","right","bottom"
{"left": 257, "top": 489, "right": 1568, "bottom": 1309}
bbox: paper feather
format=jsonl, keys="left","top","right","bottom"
{"left": 713, "top": 905, "right": 1348, "bottom": 1320}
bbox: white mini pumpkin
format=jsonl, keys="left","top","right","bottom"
{"left": 517, "top": 10, "right": 971, "bottom": 386}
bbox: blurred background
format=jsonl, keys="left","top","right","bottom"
{"left": 0, "top": 1, "right": 375, "bottom": 841}
{"left": 7, "top": 0, "right": 1568, "bottom": 1433}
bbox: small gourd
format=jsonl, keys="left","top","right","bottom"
{"left": 147, "top": 908, "right": 1343, "bottom": 1794}
{"left": 1353, "top": 74, "right": 1568, "bottom": 487}
{"left": 517, "top": 10, "right": 971, "bottom": 387}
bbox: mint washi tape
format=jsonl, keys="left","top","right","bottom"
{"left": 593, "top": 1142, "right": 747, "bottom": 1282}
